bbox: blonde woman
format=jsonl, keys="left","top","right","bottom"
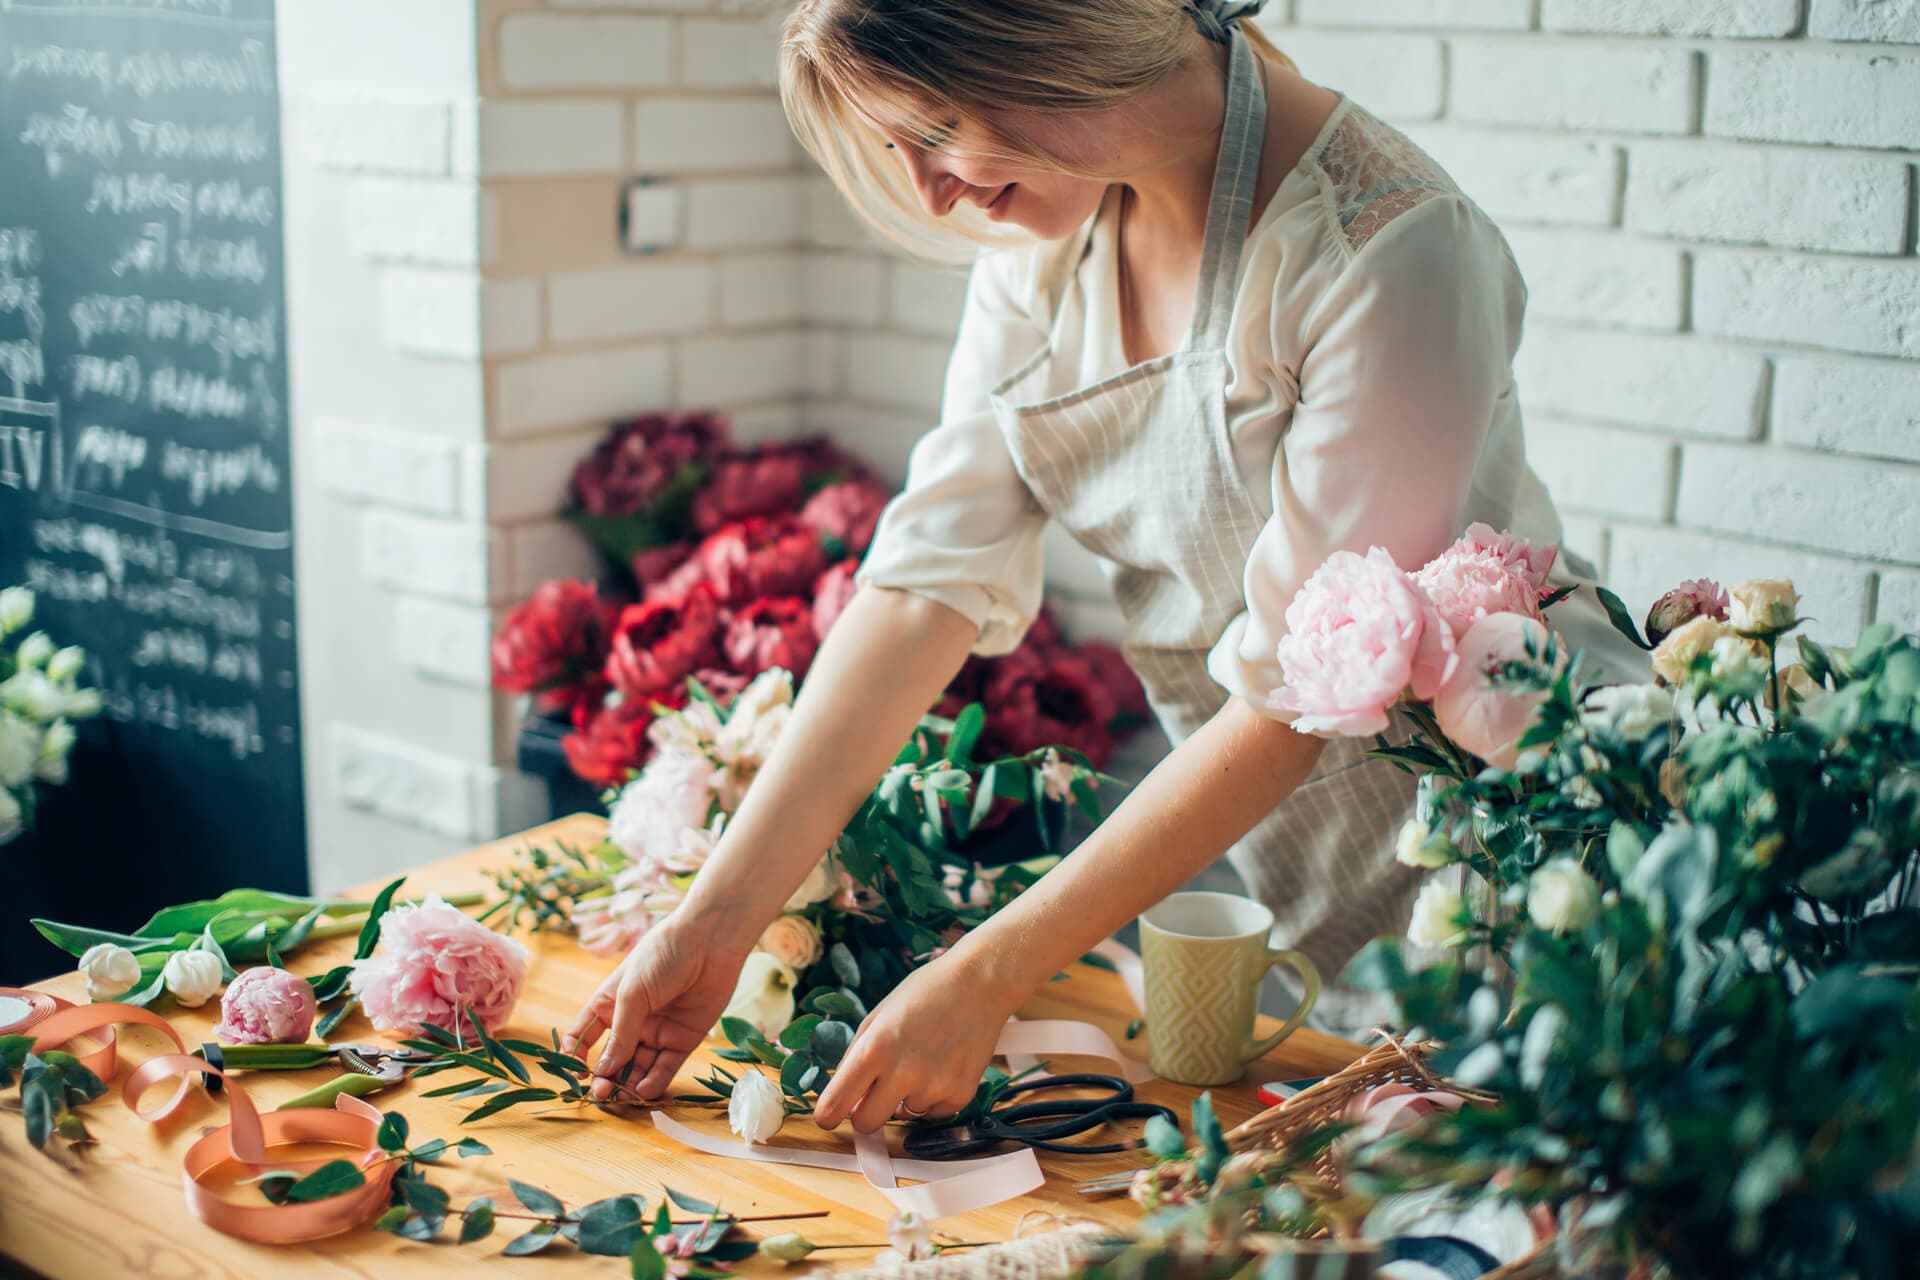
{"left": 567, "top": 0, "right": 1639, "bottom": 1130}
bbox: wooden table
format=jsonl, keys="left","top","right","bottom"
{"left": 1, "top": 815, "right": 1363, "bottom": 1277}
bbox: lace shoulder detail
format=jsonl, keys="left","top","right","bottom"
{"left": 1307, "top": 100, "right": 1461, "bottom": 256}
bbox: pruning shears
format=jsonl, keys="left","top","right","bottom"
{"left": 195, "top": 1041, "right": 446, "bottom": 1109}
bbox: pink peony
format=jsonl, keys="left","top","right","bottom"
{"left": 1413, "top": 524, "right": 1558, "bottom": 640}
{"left": 213, "top": 966, "right": 317, "bottom": 1045}
{"left": 647, "top": 516, "right": 829, "bottom": 609}
{"left": 607, "top": 746, "right": 718, "bottom": 865}
{"left": 1431, "top": 612, "right": 1557, "bottom": 770}
{"left": 724, "top": 597, "right": 820, "bottom": 680}
{"left": 1270, "top": 547, "right": 1458, "bottom": 737}
{"left": 810, "top": 560, "right": 861, "bottom": 642}
{"left": 799, "top": 479, "right": 892, "bottom": 557}
{"left": 1644, "top": 578, "right": 1729, "bottom": 645}
{"left": 348, "top": 895, "right": 529, "bottom": 1035}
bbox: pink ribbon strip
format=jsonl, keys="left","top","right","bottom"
{"left": 29, "top": 1002, "right": 399, "bottom": 1244}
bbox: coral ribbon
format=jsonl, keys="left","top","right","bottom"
{"left": 28, "top": 1002, "right": 398, "bottom": 1244}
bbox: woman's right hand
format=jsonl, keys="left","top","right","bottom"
{"left": 562, "top": 914, "right": 753, "bottom": 1102}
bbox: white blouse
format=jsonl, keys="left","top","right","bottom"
{"left": 859, "top": 93, "right": 1642, "bottom": 717}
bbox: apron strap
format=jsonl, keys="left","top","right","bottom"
{"left": 1187, "top": 27, "right": 1270, "bottom": 351}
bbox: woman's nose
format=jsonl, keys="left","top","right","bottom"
{"left": 902, "top": 148, "right": 964, "bottom": 219}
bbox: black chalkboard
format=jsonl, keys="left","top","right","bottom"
{"left": 0, "top": 0, "right": 303, "bottom": 981}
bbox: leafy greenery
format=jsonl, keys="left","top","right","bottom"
{"left": 0, "top": 1034, "right": 106, "bottom": 1154}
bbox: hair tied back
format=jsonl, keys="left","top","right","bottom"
{"left": 1184, "top": 0, "right": 1264, "bottom": 44}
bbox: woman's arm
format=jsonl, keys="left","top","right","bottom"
{"left": 812, "top": 695, "right": 1326, "bottom": 1131}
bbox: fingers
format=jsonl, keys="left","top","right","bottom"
{"left": 848, "top": 1081, "right": 900, "bottom": 1135}
{"left": 635, "top": 1044, "right": 691, "bottom": 1099}
{"left": 562, "top": 969, "right": 620, "bottom": 1058}
{"left": 813, "top": 1047, "right": 877, "bottom": 1130}
{"left": 589, "top": 977, "right": 650, "bottom": 1099}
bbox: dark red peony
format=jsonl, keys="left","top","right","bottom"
{"left": 629, "top": 541, "right": 692, "bottom": 596}
{"left": 568, "top": 411, "right": 725, "bottom": 519}
{"left": 799, "top": 479, "right": 892, "bottom": 558}
{"left": 490, "top": 579, "right": 614, "bottom": 713}
{"left": 979, "top": 644, "right": 1118, "bottom": 766}
{"left": 562, "top": 697, "right": 654, "bottom": 787}
{"left": 604, "top": 583, "right": 721, "bottom": 699}
{"left": 691, "top": 449, "right": 809, "bottom": 535}
{"left": 647, "top": 515, "right": 829, "bottom": 608}
{"left": 810, "top": 559, "right": 861, "bottom": 642}
{"left": 1080, "top": 641, "right": 1151, "bottom": 724}
{"left": 723, "top": 597, "right": 820, "bottom": 680}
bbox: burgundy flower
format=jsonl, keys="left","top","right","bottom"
{"left": 811, "top": 559, "right": 861, "bottom": 642}
{"left": 799, "top": 479, "right": 893, "bottom": 557}
{"left": 604, "top": 583, "right": 721, "bottom": 699}
{"left": 649, "top": 516, "right": 829, "bottom": 608}
{"left": 1080, "top": 641, "right": 1150, "bottom": 724}
{"left": 563, "top": 698, "right": 655, "bottom": 787}
{"left": 568, "top": 412, "right": 726, "bottom": 519}
{"left": 630, "top": 541, "right": 693, "bottom": 595}
{"left": 1024, "top": 606, "right": 1063, "bottom": 652}
{"left": 723, "top": 597, "right": 820, "bottom": 680}
{"left": 980, "top": 645, "right": 1119, "bottom": 766}
{"left": 491, "top": 580, "right": 614, "bottom": 711}
{"left": 691, "top": 449, "right": 809, "bottom": 534}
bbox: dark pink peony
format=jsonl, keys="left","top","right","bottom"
{"left": 1644, "top": 578, "right": 1730, "bottom": 645}
{"left": 724, "top": 597, "right": 820, "bottom": 680}
{"left": 811, "top": 559, "right": 861, "bottom": 642}
{"left": 568, "top": 411, "right": 726, "bottom": 519}
{"left": 647, "top": 516, "right": 830, "bottom": 608}
{"left": 691, "top": 449, "right": 809, "bottom": 534}
{"left": 490, "top": 580, "right": 615, "bottom": 712}
{"left": 799, "top": 479, "right": 893, "bottom": 557}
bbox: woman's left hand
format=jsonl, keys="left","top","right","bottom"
{"left": 812, "top": 952, "right": 1023, "bottom": 1134}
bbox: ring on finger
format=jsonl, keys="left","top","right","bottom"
{"left": 897, "top": 1099, "right": 927, "bottom": 1118}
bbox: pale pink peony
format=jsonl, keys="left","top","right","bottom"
{"left": 1414, "top": 524, "right": 1558, "bottom": 640}
{"left": 349, "top": 895, "right": 529, "bottom": 1034}
{"left": 1270, "top": 548, "right": 1458, "bottom": 737}
{"left": 214, "top": 965, "right": 317, "bottom": 1045}
{"left": 1431, "top": 613, "right": 1557, "bottom": 770}
{"left": 606, "top": 746, "right": 718, "bottom": 866}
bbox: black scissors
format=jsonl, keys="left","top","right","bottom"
{"left": 902, "top": 1073, "right": 1179, "bottom": 1160}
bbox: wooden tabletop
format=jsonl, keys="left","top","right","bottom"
{"left": 1, "top": 814, "right": 1363, "bottom": 1277}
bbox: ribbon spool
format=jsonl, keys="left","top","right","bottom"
{"left": 28, "top": 1003, "right": 399, "bottom": 1244}
{"left": 0, "top": 986, "right": 64, "bottom": 1036}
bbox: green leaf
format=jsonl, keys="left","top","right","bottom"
{"left": 21, "top": 1077, "right": 56, "bottom": 1148}
{"left": 1595, "top": 586, "right": 1653, "bottom": 651}
{"left": 131, "top": 889, "right": 326, "bottom": 942}
{"left": 377, "top": 1111, "right": 410, "bottom": 1151}
{"left": 665, "top": 1188, "right": 719, "bottom": 1216}
{"left": 285, "top": 1160, "right": 367, "bottom": 1202}
{"left": 777, "top": 1014, "right": 824, "bottom": 1052}
{"left": 719, "top": 1017, "right": 759, "bottom": 1052}
{"left": 577, "top": 1195, "right": 648, "bottom": 1256}
{"left": 462, "top": 1088, "right": 558, "bottom": 1124}
{"left": 468, "top": 1007, "right": 532, "bottom": 1085}
{"left": 374, "top": 1205, "right": 410, "bottom": 1233}
{"left": 809, "top": 1020, "right": 855, "bottom": 1068}
{"left": 510, "top": 1178, "right": 565, "bottom": 1218}
{"left": 409, "top": 1138, "right": 448, "bottom": 1163}
{"left": 1144, "top": 1113, "right": 1186, "bottom": 1159}
{"left": 946, "top": 703, "right": 985, "bottom": 766}
{"left": 811, "top": 990, "right": 863, "bottom": 1020}
{"left": 355, "top": 877, "right": 406, "bottom": 961}
{"left": 747, "top": 1036, "right": 787, "bottom": 1069}
{"left": 504, "top": 1226, "right": 560, "bottom": 1256}
{"left": 315, "top": 997, "right": 358, "bottom": 1039}
{"left": 654, "top": 1200, "right": 673, "bottom": 1235}
{"left": 456, "top": 1137, "right": 492, "bottom": 1158}
{"left": 780, "top": 1051, "right": 815, "bottom": 1097}
{"left": 629, "top": 1231, "right": 667, "bottom": 1280}
{"left": 397, "top": 1173, "right": 452, "bottom": 1216}
{"left": 306, "top": 965, "right": 352, "bottom": 1002}
{"left": 274, "top": 903, "right": 327, "bottom": 957}
{"left": 460, "top": 1198, "right": 496, "bottom": 1244}
{"left": 828, "top": 942, "right": 861, "bottom": 988}
{"left": 29, "top": 919, "right": 176, "bottom": 960}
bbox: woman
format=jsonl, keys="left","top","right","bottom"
{"left": 566, "top": 0, "right": 1640, "bottom": 1132}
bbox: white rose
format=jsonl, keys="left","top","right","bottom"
{"left": 162, "top": 948, "right": 224, "bottom": 1007}
{"left": 1580, "top": 683, "right": 1674, "bottom": 742}
{"left": 718, "top": 950, "right": 796, "bottom": 1040}
{"left": 1728, "top": 578, "right": 1797, "bottom": 635}
{"left": 783, "top": 854, "right": 840, "bottom": 911}
{"left": 0, "top": 712, "right": 38, "bottom": 787}
{"left": 79, "top": 943, "right": 142, "bottom": 1001}
{"left": 1708, "top": 635, "right": 1769, "bottom": 697}
{"left": 15, "top": 631, "right": 53, "bottom": 669}
{"left": 1407, "top": 880, "right": 1467, "bottom": 947}
{"left": 1527, "top": 858, "right": 1602, "bottom": 933}
{"left": 0, "top": 671, "right": 66, "bottom": 721}
{"left": 1394, "top": 818, "right": 1455, "bottom": 870}
{"left": 46, "top": 646, "right": 84, "bottom": 683}
{"left": 759, "top": 914, "right": 824, "bottom": 972}
{"left": 34, "top": 720, "right": 74, "bottom": 784}
{"left": 727, "top": 1069, "right": 786, "bottom": 1144}
{"left": 0, "top": 785, "right": 23, "bottom": 845}
{"left": 0, "top": 587, "right": 33, "bottom": 634}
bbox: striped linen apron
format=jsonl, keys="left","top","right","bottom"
{"left": 990, "top": 30, "right": 1423, "bottom": 1032}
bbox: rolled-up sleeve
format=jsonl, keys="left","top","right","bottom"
{"left": 1208, "top": 196, "right": 1527, "bottom": 718}
{"left": 858, "top": 250, "right": 1051, "bottom": 655}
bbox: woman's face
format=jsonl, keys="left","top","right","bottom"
{"left": 856, "top": 91, "right": 1114, "bottom": 241}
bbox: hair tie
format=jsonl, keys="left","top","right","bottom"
{"left": 1185, "top": 0, "right": 1264, "bottom": 44}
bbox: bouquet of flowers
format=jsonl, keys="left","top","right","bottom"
{"left": 0, "top": 587, "right": 101, "bottom": 846}
{"left": 487, "top": 666, "right": 1113, "bottom": 1042}
{"left": 1260, "top": 533, "right": 1920, "bottom": 1277}
{"left": 490, "top": 411, "right": 1148, "bottom": 787}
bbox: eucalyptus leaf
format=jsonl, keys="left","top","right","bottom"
{"left": 503, "top": 1225, "right": 560, "bottom": 1256}
{"left": 510, "top": 1178, "right": 565, "bottom": 1217}
{"left": 460, "top": 1198, "right": 496, "bottom": 1243}
{"left": 577, "top": 1195, "right": 647, "bottom": 1256}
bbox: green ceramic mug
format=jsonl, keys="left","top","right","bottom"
{"left": 1139, "top": 891, "right": 1322, "bottom": 1086}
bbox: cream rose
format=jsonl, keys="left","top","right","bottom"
{"left": 1649, "top": 615, "right": 1730, "bottom": 687}
{"left": 1407, "top": 880, "right": 1467, "bottom": 947}
{"left": 1728, "top": 578, "right": 1797, "bottom": 635}
{"left": 79, "top": 942, "right": 141, "bottom": 1001}
{"left": 1580, "top": 682, "right": 1674, "bottom": 741}
{"left": 759, "top": 914, "right": 823, "bottom": 972}
{"left": 1394, "top": 818, "right": 1455, "bottom": 870}
{"left": 1527, "top": 859, "right": 1602, "bottom": 933}
{"left": 727, "top": 1069, "right": 785, "bottom": 1144}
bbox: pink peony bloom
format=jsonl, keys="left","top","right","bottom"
{"left": 607, "top": 746, "right": 717, "bottom": 865}
{"left": 724, "top": 597, "right": 820, "bottom": 680}
{"left": 1270, "top": 548, "right": 1458, "bottom": 737}
{"left": 810, "top": 560, "right": 861, "bottom": 642}
{"left": 1413, "top": 524, "right": 1558, "bottom": 640}
{"left": 799, "top": 479, "right": 892, "bottom": 557}
{"left": 214, "top": 965, "right": 317, "bottom": 1045}
{"left": 1431, "top": 612, "right": 1556, "bottom": 770}
{"left": 349, "top": 895, "right": 529, "bottom": 1035}
{"left": 1644, "top": 577, "right": 1729, "bottom": 645}
{"left": 647, "top": 516, "right": 829, "bottom": 609}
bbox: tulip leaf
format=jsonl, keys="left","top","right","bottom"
{"left": 354, "top": 877, "right": 406, "bottom": 960}
{"left": 29, "top": 919, "right": 175, "bottom": 959}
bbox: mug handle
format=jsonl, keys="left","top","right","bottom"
{"left": 1240, "top": 947, "right": 1321, "bottom": 1065}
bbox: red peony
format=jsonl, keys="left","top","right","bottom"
{"left": 799, "top": 479, "right": 892, "bottom": 557}
{"left": 604, "top": 583, "right": 721, "bottom": 699}
{"left": 723, "top": 597, "right": 820, "bottom": 680}
{"left": 647, "top": 516, "right": 829, "bottom": 608}
{"left": 491, "top": 580, "right": 615, "bottom": 712}
{"left": 811, "top": 559, "right": 861, "bottom": 642}
{"left": 1080, "top": 641, "right": 1150, "bottom": 724}
{"left": 691, "top": 449, "right": 809, "bottom": 534}
{"left": 569, "top": 411, "right": 726, "bottom": 518}
{"left": 563, "top": 698, "right": 655, "bottom": 787}
{"left": 979, "top": 644, "right": 1118, "bottom": 766}
{"left": 630, "top": 542, "right": 692, "bottom": 595}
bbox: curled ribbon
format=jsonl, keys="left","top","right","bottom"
{"left": 28, "top": 1002, "right": 399, "bottom": 1244}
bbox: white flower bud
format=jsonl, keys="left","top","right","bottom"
{"left": 46, "top": 646, "right": 84, "bottom": 683}
{"left": 1580, "top": 682, "right": 1674, "bottom": 742}
{"left": 15, "top": 632, "right": 54, "bottom": 669}
{"left": 79, "top": 943, "right": 142, "bottom": 1001}
{"left": 63, "top": 688, "right": 102, "bottom": 719}
{"left": 1407, "top": 880, "right": 1467, "bottom": 947}
{"left": 1527, "top": 859, "right": 1602, "bottom": 933}
{"left": 0, "top": 786, "right": 19, "bottom": 844}
{"left": 1394, "top": 818, "right": 1455, "bottom": 870}
{"left": 886, "top": 1212, "right": 934, "bottom": 1261}
{"left": 0, "top": 670, "right": 65, "bottom": 722}
{"left": 0, "top": 713, "right": 38, "bottom": 788}
{"left": 1728, "top": 578, "right": 1797, "bottom": 636}
{"left": 0, "top": 587, "right": 32, "bottom": 634}
{"left": 758, "top": 1234, "right": 817, "bottom": 1262}
{"left": 162, "top": 948, "right": 224, "bottom": 1007}
{"left": 34, "top": 719, "right": 74, "bottom": 784}
{"left": 727, "top": 1069, "right": 786, "bottom": 1144}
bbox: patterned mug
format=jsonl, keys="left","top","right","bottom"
{"left": 1139, "top": 891, "right": 1322, "bottom": 1086}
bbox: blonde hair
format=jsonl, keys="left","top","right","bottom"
{"left": 779, "top": 0, "right": 1295, "bottom": 262}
